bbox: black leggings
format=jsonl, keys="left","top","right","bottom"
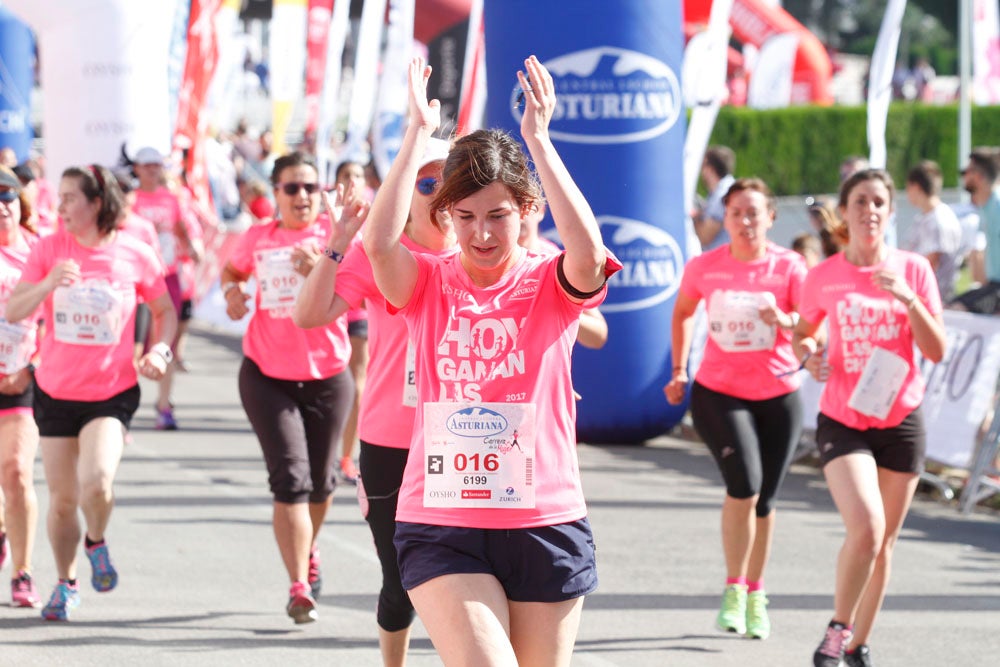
{"left": 690, "top": 381, "right": 802, "bottom": 517}
{"left": 238, "top": 357, "right": 355, "bottom": 504}
{"left": 358, "top": 440, "right": 414, "bottom": 632}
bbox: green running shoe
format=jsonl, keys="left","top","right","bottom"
{"left": 715, "top": 584, "right": 747, "bottom": 634}
{"left": 745, "top": 590, "right": 771, "bottom": 639}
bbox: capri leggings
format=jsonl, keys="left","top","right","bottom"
{"left": 358, "top": 440, "right": 414, "bottom": 632}
{"left": 238, "top": 357, "right": 355, "bottom": 504}
{"left": 690, "top": 381, "right": 802, "bottom": 517}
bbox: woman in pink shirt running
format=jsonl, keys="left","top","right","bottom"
{"left": 793, "top": 169, "right": 946, "bottom": 667}
{"left": 0, "top": 165, "right": 42, "bottom": 608}
{"left": 6, "top": 164, "right": 177, "bottom": 621}
{"left": 665, "top": 178, "right": 808, "bottom": 641}
{"left": 220, "top": 151, "right": 361, "bottom": 625}
{"left": 361, "top": 56, "right": 618, "bottom": 667}
{"left": 295, "top": 138, "right": 456, "bottom": 666}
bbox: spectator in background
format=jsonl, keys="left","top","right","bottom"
{"left": 241, "top": 179, "right": 275, "bottom": 224}
{"left": 806, "top": 197, "right": 844, "bottom": 259}
{"left": 13, "top": 163, "right": 56, "bottom": 237}
{"left": 952, "top": 148, "right": 1000, "bottom": 314}
{"left": 0, "top": 148, "right": 16, "bottom": 169}
{"left": 903, "top": 160, "right": 963, "bottom": 301}
{"left": 791, "top": 233, "right": 822, "bottom": 269}
{"left": 839, "top": 156, "right": 869, "bottom": 185}
{"left": 913, "top": 57, "right": 936, "bottom": 102}
{"left": 695, "top": 145, "right": 736, "bottom": 251}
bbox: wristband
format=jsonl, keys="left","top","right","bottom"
{"left": 906, "top": 294, "right": 919, "bottom": 309}
{"left": 221, "top": 281, "right": 239, "bottom": 295}
{"left": 324, "top": 247, "right": 345, "bottom": 263}
{"left": 150, "top": 342, "right": 174, "bottom": 364}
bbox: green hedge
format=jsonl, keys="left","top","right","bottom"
{"left": 706, "top": 104, "right": 1000, "bottom": 196}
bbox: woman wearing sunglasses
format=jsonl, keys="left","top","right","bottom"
{"left": 295, "top": 138, "right": 456, "bottom": 667}
{"left": 6, "top": 164, "right": 176, "bottom": 621}
{"left": 359, "top": 55, "right": 617, "bottom": 666}
{"left": 219, "top": 151, "right": 360, "bottom": 624}
{"left": 0, "top": 166, "right": 42, "bottom": 609}
{"left": 664, "top": 178, "right": 807, "bottom": 641}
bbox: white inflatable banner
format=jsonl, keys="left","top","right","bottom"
{"left": 866, "top": 0, "right": 906, "bottom": 169}
{"left": 747, "top": 32, "right": 800, "bottom": 110}
{"left": 972, "top": 0, "right": 1000, "bottom": 104}
{"left": 4, "top": 0, "right": 176, "bottom": 179}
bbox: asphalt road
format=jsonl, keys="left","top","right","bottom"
{"left": 1, "top": 323, "right": 998, "bottom": 666}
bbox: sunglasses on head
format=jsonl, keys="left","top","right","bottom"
{"left": 280, "top": 182, "right": 320, "bottom": 196}
{"left": 416, "top": 177, "right": 439, "bottom": 196}
{"left": 0, "top": 189, "right": 18, "bottom": 203}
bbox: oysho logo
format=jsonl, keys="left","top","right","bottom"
{"left": 446, "top": 406, "right": 509, "bottom": 437}
{"left": 512, "top": 47, "right": 681, "bottom": 145}
{"left": 600, "top": 216, "right": 683, "bottom": 313}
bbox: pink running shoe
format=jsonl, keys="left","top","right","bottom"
{"left": 286, "top": 581, "right": 318, "bottom": 624}
{"left": 308, "top": 547, "right": 322, "bottom": 598}
{"left": 11, "top": 570, "right": 41, "bottom": 608}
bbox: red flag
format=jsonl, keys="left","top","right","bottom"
{"left": 305, "top": 0, "right": 335, "bottom": 137}
{"left": 173, "top": 0, "right": 222, "bottom": 212}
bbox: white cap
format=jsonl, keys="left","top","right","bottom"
{"left": 417, "top": 138, "right": 450, "bottom": 170}
{"left": 134, "top": 146, "right": 165, "bottom": 166}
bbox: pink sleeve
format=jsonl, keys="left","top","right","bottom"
{"left": 228, "top": 226, "right": 259, "bottom": 275}
{"left": 136, "top": 245, "right": 168, "bottom": 303}
{"left": 788, "top": 255, "right": 808, "bottom": 307}
{"left": 678, "top": 253, "right": 704, "bottom": 301}
{"left": 798, "top": 266, "right": 826, "bottom": 325}
{"left": 911, "top": 254, "right": 942, "bottom": 315}
{"left": 20, "top": 239, "right": 50, "bottom": 284}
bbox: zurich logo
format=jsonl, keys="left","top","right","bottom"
{"left": 600, "top": 216, "right": 684, "bottom": 313}
{"left": 512, "top": 47, "right": 681, "bottom": 145}
{"left": 446, "top": 407, "right": 509, "bottom": 438}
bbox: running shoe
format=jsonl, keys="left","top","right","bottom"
{"left": 11, "top": 570, "right": 41, "bottom": 608}
{"left": 0, "top": 532, "right": 6, "bottom": 571}
{"left": 155, "top": 406, "right": 178, "bottom": 431}
{"left": 286, "top": 581, "right": 318, "bottom": 624}
{"left": 844, "top": 644, "right": 874, "bottom": 667}
{"left": 813, "top": 620, "right": 852, "bottom": 667}
{"left": 85, "top": 542, "right": 118, "bottom": 592}
{"left": 715, "top": 584, "right": 747, "bottom": 635}
{"left": 744, "top": 590, "right": 770, "bottom": 639}
{"left": 308, "top": 547, "right": 322, "bottom": 598}
{"left": 339, "top": 457, "right": 359, "bottom": 485}
{"left": 41, "top": 581, "right": 80, "bottom": 621}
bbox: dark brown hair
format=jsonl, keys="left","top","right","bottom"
{"left": 722, "top": 177, "right": 775, "bottom": 213}
{"left": 429, "top": 129, "right": 542, "bottom": 229}
{"left": 906, "top": 159, "right": 942, "bottom": 196}
{"left": 0, "top": 165, "right": 35, "bottom": 234}
{"left": 61, "top": 164, "right": 124, "bottom": 235}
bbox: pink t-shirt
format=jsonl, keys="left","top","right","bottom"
{"left": 799, "top": 250, "right": 942, "bottom": 429}
{"left": 393, "top": 249, "right": 620, "bottom": 529}
{"left": 21, "top": 230, "right": 167, "bottom": 401}
{"left": 132, "top": 187, "right": 189, "bottom": 273}
{"left": 680, "top": 243, "right": 808, "bottom": 400}
{"left": 118, "top": 212, "right": 163, "bottom": 261}
{"left": 0, "top": 232, "right": 41, "bottom": 375}
{"left": 335, "top": 236, "right": 458, "bottom": 449}
{"left": 229, "top": 218, "right": 351, "bottom": 381}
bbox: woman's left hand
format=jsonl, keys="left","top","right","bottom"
{"left": 518, "top": 55, "right": 556, "bottom": 141}
{"left": 291, "top": 242, "right": 322, "bottom": 277}
{"left": 138, "top": 352, "right": 168, "bottom": 381}
{"left": 872, "top": 269, "right": 917, "bottom": 305}
{"left": 0, "top": 366, "right": 32, "bottom": 395}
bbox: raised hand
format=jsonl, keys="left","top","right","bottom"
{"left": 408, "top": 57, "right": 441, "bottom": 135}
{"left": 518, "top": 55, "right": 556, "bottom": 142}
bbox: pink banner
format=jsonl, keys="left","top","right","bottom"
{"left": 174, "top": 0, "right": 222, "bottom": 212}
{"left": 304, "top": 0, "right": 334, "bottom": 136}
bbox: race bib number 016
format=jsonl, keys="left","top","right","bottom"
{"left": 707, "top": 290, "right": 776, "bottom": 352}
{"left": 256, "top": 246, "right": 302, "bottom": 311}
{"left": 53, "top": 282, "right": 126, "bottom": 346}
{"left": 423, "top": 402, "right": 535, "bottom": 509}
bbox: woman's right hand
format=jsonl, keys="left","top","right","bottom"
{"left": 408, "top": 57, "right": 441, "bottom": 135}
{"left": 224, "top": 284, "right": 251, "bottom": 321}
{"left": 664, "top": 373, "right": 689, "bottom": 405}
{"left": 804, "top": 344, "right": 831, "bottom": 382}
{"left": 45, "top": 260, "right": 80, "bottom": 291}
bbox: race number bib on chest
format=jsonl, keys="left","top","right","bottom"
{"left": 423, "top": 402, "right": 536, "bottom": 509}
{"left": 53, "top": 281, "right": 127, "bottom": 346}
{"left": 256, "top": 246, "right": 302, "bottom": 312}
{"left": 707, "top": 290, "right": 776, "bottom": 352}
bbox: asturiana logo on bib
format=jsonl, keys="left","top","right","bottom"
{"left": 446, "top": 407, "right": 509, "bottom": 438}
{"left": 512, "top": 47, "right": 681, "bottom": 145}
{"left": 600, "top": 216, "right": 684, "bottom": 313}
